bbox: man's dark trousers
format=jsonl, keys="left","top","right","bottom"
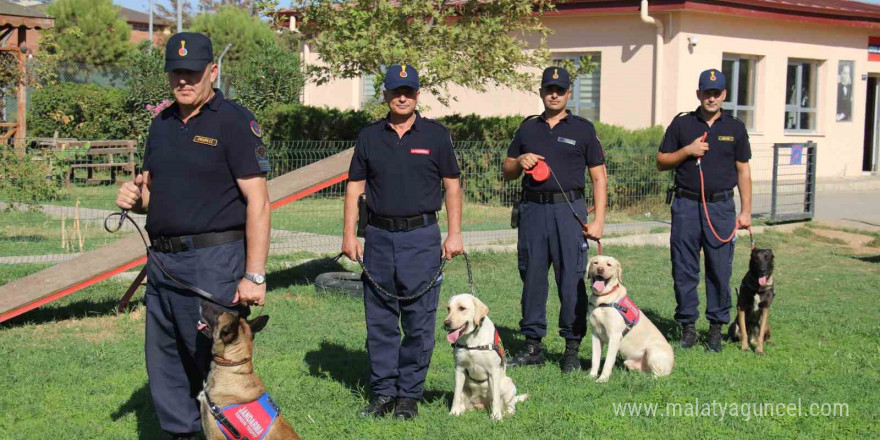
{"left": 670, "top": 196, "right": 736, "bottom": 325}
{"left": 517, "top": 200, "right": 589, "bottom": 340}
{"left": 145, "top": 239, "right": 244, "bottom": 435}
{"left": 362, "top": 223, "right": 442, "bottom": 399}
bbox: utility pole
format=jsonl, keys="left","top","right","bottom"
{"left": 149, "top": 0, "right": 154, "bottom": 52}
{"left": 176, "top": 0, "right": 183, "bottom": 33}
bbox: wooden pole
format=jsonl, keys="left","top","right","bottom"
{"left": 14, "top": 26, "right": 26, "bottom": 155}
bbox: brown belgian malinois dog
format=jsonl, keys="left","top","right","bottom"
{"left": 198, "top": 301, "right": 300, "bottom": 440}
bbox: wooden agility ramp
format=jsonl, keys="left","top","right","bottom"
{"left": 0, "top": 149, "right": 354, "bottom": 323}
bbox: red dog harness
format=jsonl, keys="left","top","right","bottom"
{"left": 597, "top": 296, "right": 641, "bottom": 337}
{"left": 205, "top": 391, "right": 280, "bottom": 440}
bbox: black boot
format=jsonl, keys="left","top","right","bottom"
{"left": 707, "top": 321, "right": 723, "bottom": 353}
{"left": 680, "top": 323, "right": 697, "bottom": 349}
{"left": 508, "top": 337, "right": 545, "bottom": 367}
{"left": 358, "top": 394, "right": 396, "bottom": 418}
{"left": 561, "top": 339, "right": 582, "bottom": 373}
{"left": 393, "top": 397, "right": 419, "bottom": 420}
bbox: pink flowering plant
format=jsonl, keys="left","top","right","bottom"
{"left": 146, "top": 99, "right": 172, "bottom": 118}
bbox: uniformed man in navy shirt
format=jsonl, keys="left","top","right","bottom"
{"left": 341, "top": 64, "right": 463, "bottom": 420}
{"left": 502, "top": 66, "right": 608, "bottom": 373}
{"left": 657, "top": 69, "right": 752, "bottom": 353}
{"left": 115, "top": 33, "right": 271, "bottom": 439}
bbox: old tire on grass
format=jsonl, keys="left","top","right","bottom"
{"left": 315, "top": 272, "right": 363, "bottom": 298}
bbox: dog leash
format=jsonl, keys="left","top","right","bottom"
{"left": 335, "top": 251, "right": 475, "bottom": 301}
{"left": 105, "top": 210, "right": 239, "bottom": 309}
{"left": 694, "top": 132, "right": 755, "bottom": 249}
{"left": 526, "top": 160, "right": 603, "bottom": 255}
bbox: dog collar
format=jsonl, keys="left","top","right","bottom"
{"left": 213, "top": 356, "right": 251, "bottom": 367}
{"left": 452, "top": 328, "right": 506, "bottom": 367}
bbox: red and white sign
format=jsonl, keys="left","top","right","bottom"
{"left": 410, "top": 148, "right": 430, "bottom": 155}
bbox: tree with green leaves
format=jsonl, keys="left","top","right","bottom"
{"left": 227, "top": 44, "right": 304, "bottom": 115}
{"left": 45, "top": 0, "right": 131, "bottom": 69}
{"left": 189, "top": 5, "right": 278, "bottom": 66}
{"left": 301, "top": 0, "right": 572, "bottom": 104}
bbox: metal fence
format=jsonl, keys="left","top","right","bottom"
{"left": 1, "top": 139, "right": 794, "bottom": 265}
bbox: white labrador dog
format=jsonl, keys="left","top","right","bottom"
{"left": 443, "top": 294, "right": 527, "bottom": 420}
{"left": 587, "top": 255, "right": 674, "bottom": 382}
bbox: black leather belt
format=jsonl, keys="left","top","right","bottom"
{"left": 150, "top": 229, "right": 245, "bottom": 253}
{"left": 675, "top": 188, "right": 734, "bottom": 203}
{"left": 368, "top": 212, "right": 437, "bottom": 232}
{"left": 521, "top": 190, "right": 584, "bottom": 204}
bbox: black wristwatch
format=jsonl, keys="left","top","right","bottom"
{"left": 244, "top": 272, "right": 266, "bottom": 285}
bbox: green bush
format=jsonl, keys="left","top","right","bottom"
{"left": 261, "top": 104, "right": 373, "bottom": 141}
{"left": 29, "top": 83, "right": 131, "bottom": 140}
{"left": 0, "top": 148, "right": 61, "bottom": 210}
{"left": 124, "top": 42, "right": 172, "bottom": 143}
{"left": 227, "top": 43, "right": 305, "bottom": 115}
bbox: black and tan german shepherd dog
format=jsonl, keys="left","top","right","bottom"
{"left": 728, "top": 248, "right": 775, "bottom": 354}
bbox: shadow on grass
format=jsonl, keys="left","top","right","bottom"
{"left": 1, "top": 296, "right": 137, "bottom": 329}
{"left": 303, "top": 340, "right": 452, "bottom": 407}
{"left": 111, "top": 383, "right": 164, "bottom": 440}
{"left": 268, "top": 257, "right": 350, "bottom": 288}
{"left": 852, "top": 254, "right": 880, "bottom": 264}
{"left": 642, "top": 308, "right": 680, "bottom": 341}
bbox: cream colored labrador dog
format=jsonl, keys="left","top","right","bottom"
{"left": 443, "top": 294, "right": 527, "bottom": 420}
{"left": 587, "top": 255, "right": 674, "bottom": 382}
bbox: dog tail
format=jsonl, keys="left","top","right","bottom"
{"left": 514, "top": 394, "right": 528, "bottom": 403}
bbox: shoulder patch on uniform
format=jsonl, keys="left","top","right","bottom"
{"left": 570, "top": 114, "right": 591, "bottom": 123}
{"left": 520, "top": 115, "right": 540, "bottom": 125}
{"left": 255, "top": 145, "right": 271, "bottom": 172}
{"left": 249, "top": 120, "right": 263, "bottom": 138}
{"left": 676, "top": 111, "right": 690, "bottom": 118}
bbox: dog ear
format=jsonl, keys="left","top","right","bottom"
{"left": 473, "top": 297, "right": 489, "bottom": 326}
{"left": 615, "top": 258, "right": 623, "bottom": 284}
{"left": 220, "top": 320, "right": 239, "bottom": 344}
{"left": 248, "top": 315, "right": 270, "bottom": 336}
{"left": 587, "top": 256, "right": 597, "bottom": 275}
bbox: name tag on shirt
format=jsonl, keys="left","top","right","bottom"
{"left": 410, "top": 148, "right": 430, "bottom": 155}
{"left": 193, "top": 136, "right": 218, "bottom": 147}
{"left": 717, "top": 136, "right": 735, "bottom": 142}
{"left": 557, "top": 137, "right": 576, "bottom": 146}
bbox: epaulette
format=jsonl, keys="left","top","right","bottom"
{"left": 421, "top": 117, "right": 449, "bottom": 131}
{"left": 520, "top": 115, "right": 540, "bottom": 125}
{"left": 570, "top": 114, "right": 595, "bottom": 125}
{"left": 675, "top": 111, "right": 690, "bottom": 118}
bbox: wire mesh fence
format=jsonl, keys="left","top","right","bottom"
{"left": 1, "top": 138, "right": 799, "bottom": 265}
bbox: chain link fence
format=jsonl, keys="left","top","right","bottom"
{"left": 2, "top": 138, "right": 798, "bottom": 265}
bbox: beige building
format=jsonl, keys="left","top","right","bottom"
{"left": 283, "top": 0, "right": 880, "bottom": 177}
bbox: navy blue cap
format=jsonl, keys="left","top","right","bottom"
{"left": 698, "top": 69, "right": 726, "bottom": 92}
{"left": 384, "top": 64, "right": 419, "bottom": 90}
{"left": 541, "top": 66, "right": 571, "bottom": 89}
{"left": 165, "top": 32, "right": 214, "bottom": 72}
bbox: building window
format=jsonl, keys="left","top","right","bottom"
{"left": 132, "top": 23, "right": 149, "bottom": 32}
{"left": 721, "top": 55, "right": 756, "bottom": 130}
{"left": 552, "top": 54, "right": 601, "bottom": 122}
{"left": 785, "top": 60, "right": 819, "bottom": 132}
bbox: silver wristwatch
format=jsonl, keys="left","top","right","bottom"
{"left": 244, "top": 272, "right": 266, "bottom": 285}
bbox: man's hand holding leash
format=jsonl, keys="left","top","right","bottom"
{"left": 235, "top": 279, "right": 266, "bottom": 307}
{"left": 116, "top": 173, "right": 147, "bottom": 212}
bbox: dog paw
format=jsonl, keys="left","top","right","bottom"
{"left": 740, "top": 345, "right": 750, "bottom": 351}
{"left": 589, "top": 371, "right": 599, "bottom": 379}
{"left": 450, "top": 407, "right": 465, "bottom": 416}
{"left": 597, "top": 375, "right": 610, "bottom": 383}
{"left": 491, "top": 412, "right": 503, "bottom": 421}
{"left": 756, "top": 348, "right": 765, "bottom": 355}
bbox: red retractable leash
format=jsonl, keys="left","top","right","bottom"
{"left": 695, "top": 132, "right": 755, "bottom": 249}
{"left": 524, "top": 160, "right": 603, "bottom": 255}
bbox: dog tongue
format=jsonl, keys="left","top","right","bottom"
{"left": 446, "top": 327, "right": 465, "bottom": 344}
{"left": 592, "top": 279, "right": 606, "bottom": 292}
{"left": 197, "top": 322, "right": 208, "bottom": 331}
{"left": 758, "top": 276, "right": 767, "bottom": 286}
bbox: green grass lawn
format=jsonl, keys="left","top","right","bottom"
{"left": 0, "top": 210, "right": 129, "bottom": 257}
{"left": 1, "top": 227, "right": 876, "bottom": 439}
